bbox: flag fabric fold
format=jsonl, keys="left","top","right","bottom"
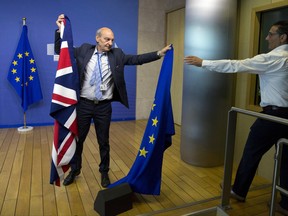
{"left": 7, "top": 25, "right": 43, "bottom": 112}
{"left": 108, "top": 47, "right": 175, "bottom": 195}
{"left": 50, "top": 16, "right": 79, "bottom": 186}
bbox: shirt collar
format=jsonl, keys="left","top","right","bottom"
{"left": 94, "top": 47, "right": 107, "bottom": 55}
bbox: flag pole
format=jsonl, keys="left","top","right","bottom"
{"left": 23, "top": 112, "right": 27, "bottom": 128}
{"left": 17, "top": 17, "right": 33, "bottom": 134}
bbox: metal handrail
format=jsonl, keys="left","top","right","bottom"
{"left": 220, "top": 107, "right": 288, "bottom": 212}
{"left": 270, "top": 138, "right": 288, "bottom": 216}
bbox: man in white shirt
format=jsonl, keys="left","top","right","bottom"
{"left": 184, "top": 20, "right": 288, "bottom": 214}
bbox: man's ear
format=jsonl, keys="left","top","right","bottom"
{"left": 280, "top": 33, "right": 287, "bottom": 44}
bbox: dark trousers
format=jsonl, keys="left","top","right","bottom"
{"left": 232, "top": 108, "right": 288, "bottom": 209}
{"left": 70, "top": 98, "right": 112, "bottom": 174}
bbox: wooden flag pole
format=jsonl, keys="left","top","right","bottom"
{"left": 17, "top": 17, "right": 33, "bottom": 134}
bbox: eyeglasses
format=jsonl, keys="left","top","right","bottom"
{"left": 267, "top": 32, "right": 280, "bottom": 37}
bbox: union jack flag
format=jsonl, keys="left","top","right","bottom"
{"left": 50, "top": 16, "right": 79, "bottom": 186}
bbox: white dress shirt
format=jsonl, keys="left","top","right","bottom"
{"left": 81, "top": 48, "right": 114, "bottom": 101}
{"left": 202, "top": 44, "right": 288, "bottom": 107}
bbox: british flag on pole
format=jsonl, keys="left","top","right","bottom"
{"left": 50, "top": 16, "right": 79, "bottom": 186}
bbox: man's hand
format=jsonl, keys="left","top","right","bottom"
{"left": 184, "top": 56, "right": 203, "bottom": 67}
{"left": 157, "top": 44, "right": 172, "bottom": 57}
{"left": 56, "top": 14, "right": 65, "bottom": 30}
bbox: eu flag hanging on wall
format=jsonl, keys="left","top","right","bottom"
{"left": 7, "top": 24, "right": 43, "bottom": 112}
{"left": 50, "top": 16, "right": 79, "bottom": 186}
{"left": 108, "top": 47, "right": 175, "bottom": 195}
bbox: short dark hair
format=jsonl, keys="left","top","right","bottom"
{"left": 273, "top": 20, "right": 288, "bottom": 43}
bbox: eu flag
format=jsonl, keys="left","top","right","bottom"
{"left": 108, "top": 47, "right": 175, "bottom": 195}
{"left": 7, "top": 24, "right": 43, "bottom": 112}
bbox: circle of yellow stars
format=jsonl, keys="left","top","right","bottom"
{"left": 10, "top": 51, "right": 37, "bottom": 87}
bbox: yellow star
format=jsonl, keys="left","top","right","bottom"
{"left": 152, "top": 117, "right": 158, "bottom": 127}
{"left": 139, "top": 147, "right": 148, "bottom": 157}
{"left": 29, "top": 75, "right": 34, "bottom": 81}
{"left": 25, "top": 82, "right": 28, "bottom": 86}
{"left": 12, "top": 60, "right": 18, "bottom": 66}
{"left": 29, "top": 58, "right": 35, "bottom": 64}
{"left": 151, "top": 103, "right": 156, "bottom": 111}
{"left": 30, "top": 67, "right": 36, "bottom": 72}
{"left": 149, "top": 134, "right": 155, "bottom": 144}
{"left": 15, "top": 77, "right": 20, "bottom": 82}
{"left": 17, "top": 53, "right": 23, "bottom": 59}
{"left": 11, "top": 68, "right": 17, "bottom": 74}
{"left": 25, "top": 51, "right": 29, "bottom": 56}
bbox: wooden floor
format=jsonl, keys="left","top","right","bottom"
{"left": 0, "top": 120, "right": 283, "bottom": 215}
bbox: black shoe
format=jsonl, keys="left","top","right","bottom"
{"left": 101, "top": 173, "right": 110, "bottom": 188}
{"left": 63, "top": 170, "right": 81, "bottom": 186}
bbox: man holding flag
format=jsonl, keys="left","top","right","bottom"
{"left": 53, "top": 14, "right": 171, "bottom": 188}
{"left": 50, "top": 15, "right": 79, "bottom": 186}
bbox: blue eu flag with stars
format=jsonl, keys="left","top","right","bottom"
{"left": 7, "top": 24, "right": 43, "bottom": 112}
{"left": 108, "top": 47, "right": 175, "bottom": 195}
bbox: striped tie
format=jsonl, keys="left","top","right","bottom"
{"left": 90, "top": 53, "right": 103, "bottom": 100}
{"left": 100, "top": 54, "right": 112, "bottom": 90}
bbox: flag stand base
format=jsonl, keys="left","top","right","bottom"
{"left": 94, "top": 183, "right": 133, "bottom": 216}
{"left": 17, "top": 126, "right": 33, "bottom": 133}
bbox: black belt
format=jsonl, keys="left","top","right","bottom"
{"left": 263, "top": 105, "right": 288, "bottom": 112}
{"left": 80, "top": 97, "right": 111, "bottom": 105}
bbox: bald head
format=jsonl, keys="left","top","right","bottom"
{"left": 95, "top": 27, "right": 114, "bottom": 53}
{"left": 96, "top": 27, "right": 113, "bottom": 37}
